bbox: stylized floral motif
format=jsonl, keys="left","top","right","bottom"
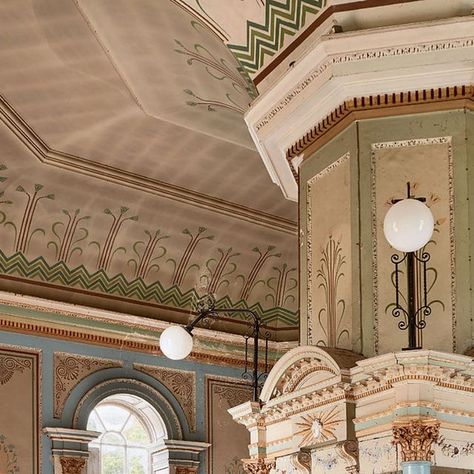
{"left": 89, "top": 207, "right": 138, "bottom": 271}
{"left": 54, "top": 353, "right": 122, "bottom": 418}
{"left": 316, "top": 236, "right": 349, "bottom": 347}
{"left": 238, "top": 246, "right": 281, "bottom": 301}
{"left": 0, "top": 434, "right": 19, "bottom": 473}
{"left": 214, "top": 384, "right": 252, "bottom": 409}
{"left": 4, "top": 184, "right": 54, "bottom": 254}
{"left": 134, "top": 364, "right": 196, "bottom": 432}
{"left": 48, "top": 209, "right": 90, "bottom": 264}
{"left": 438, "top": 438, "right": 474, "bottom": 457}
{"left": 175, "top": 21, "right": 256, "bottom": 113}
{"left": 225, "top": 457, "right": 246, "bottom": 474}
{"left": 0, "top": 356, "right": 31, "bottom": 385}
{"left": 128, "top": 228, "right": 169, "bottom": 279}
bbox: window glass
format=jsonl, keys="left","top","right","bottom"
{"left": 87, "top": 395, "right": 162, "bottom": 474}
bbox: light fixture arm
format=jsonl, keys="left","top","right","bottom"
{"left": 386, "top": 182, "right": 434, "bottom": 350}
{"left": 185, "top": 307, "right": 265, "bottom": 402}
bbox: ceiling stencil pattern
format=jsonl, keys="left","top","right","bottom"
{"left": 0, "top": 135, "right": 298, "bottom": 328}
{"left": 175, "top": 0, "right": 326, "bottom": 76}
{"left": 227, "top": 0, "right": 326, "bottom": 75}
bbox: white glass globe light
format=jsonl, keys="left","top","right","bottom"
{"left": 159, "top": 326, "right": 193, "bottom": 360}
{"left": 383, "top": 198, "right": 434, "bottom": 252}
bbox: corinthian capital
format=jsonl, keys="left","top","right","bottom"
{"left": 392, "top": 419, "right": 440, "bottom": 462}
{"left": 59, "top": 457, "right": 86, "bottom": 474}
{"left": 242, "top": 457, "right": 276, "bottom": 474}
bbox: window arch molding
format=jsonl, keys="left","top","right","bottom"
{"left": 72, "top": 378, "right": 183, "bottom": 440}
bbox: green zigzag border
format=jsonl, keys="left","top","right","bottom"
{"left": 0, "top": 250, "right": 298, "bottom": 327}
{"left": 228, "top": 0, "right": 326, "bottom": 74}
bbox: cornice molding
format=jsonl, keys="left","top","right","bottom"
{"left": 245, "top": 17, "right": 474, "bottom": 200}
{"left": 0, "top": 95, "right": 296, "bottom": 235}
{"left": 287, "top": 85, "right": 474, "bottom": 164}
{"left": 0, "top": 290, "right": 295, "bottom": 370}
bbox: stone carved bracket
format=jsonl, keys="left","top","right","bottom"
{"left": 59, "top": 456, "right": 86, "bottom": 474}
{"left": 134, "top": 363, "right": 196, "bottom": 432}
{"left": 54, "top": 352, "right": 123, "bottom": 418}
{"left": 242, "top": 457, "right": 276, "bottom": 474}
{"left": 392, "top": 419, "right": 440, "bottom": 462}
{"left": 336, "top": 440, "right": 359, "bottom": 473}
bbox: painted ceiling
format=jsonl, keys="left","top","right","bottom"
{"left": 0, "top": 0, "right": 302, "bottom": 338}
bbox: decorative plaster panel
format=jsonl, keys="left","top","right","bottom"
{"left": 371, "top": 137, "right": 455, "bottom": 353}
{"left": 134, "top": 364, "right": 196, "bottom": 432}
{"left": 54, "top": 352, "right": 122, "bottom": 419}
{"left": 0, "top": 345, "right": 40, "bottom": 473}
{"left": 206, "top": 376, "right": 253, "bottom": 474}
{"left": 306, "top": 152, "right": 352, "bottom": 348}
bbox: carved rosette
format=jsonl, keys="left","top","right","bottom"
{"left": 242, "top": 457, "right": 276, "bottom": 474}
{"left": 60, "top": 456, "right": 86, "bottom": 474}
{"left": 392, "top": 419, "right": 440, "bottom": 462}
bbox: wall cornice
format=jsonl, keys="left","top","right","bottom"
{"left": 0, "top": 290, "right": 296, "bottom": 370}
{"left": 288, "top": 85, "right": 474, "bottom": 162}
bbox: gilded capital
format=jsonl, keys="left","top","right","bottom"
{"left": 392, "top": 419, "right": 440, "bottom": 462}
{"left": 59, "top": 456, "right": 86, "bottom": 474}
{"left": 242, "top": 457, "right": 276, "bottom": 474}
{"left": 175, "top": 467, "right": 198, "bottom": 474}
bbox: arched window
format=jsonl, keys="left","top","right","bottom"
{"left": 87, "top": 394, "right": 167, "bottom": 474}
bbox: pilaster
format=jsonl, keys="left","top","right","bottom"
{"left": 151, "top": 439, "right": 209, "bottom": 474}
{"left": 43, "top": 428, "right": 99, "bottom": 474}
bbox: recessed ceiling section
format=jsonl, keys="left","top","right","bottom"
{"left": 76, "top": 0, "right": 255, "bottom": 147}
{"left": 0, "top": 0, "right": 296, "bottom": 218}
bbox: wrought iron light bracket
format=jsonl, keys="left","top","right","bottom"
{"left": 185, "top": 295, "right": 270, "bottom": 402}
{"left": 389, "top": 182, "right": 433, "bottom": 350}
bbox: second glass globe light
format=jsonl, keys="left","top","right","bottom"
{"left": 159, "top": 325, "right": 194, "bottom": 360}
{"left": 383, "top": 198, "right": 434, "bottom": 253}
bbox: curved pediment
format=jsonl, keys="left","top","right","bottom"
{"left": 260, "top": 346, "right": 364, "bottom": 402}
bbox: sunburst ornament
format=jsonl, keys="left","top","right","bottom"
{"left": 295, "top": 406, "right": 343, "bottom": 446}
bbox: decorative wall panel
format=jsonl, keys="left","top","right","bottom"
{"left": 0, "top": 345, "right": 40, "bottom": 473}
{"left": 206, "top": 377, "right": 252, "bottom": 474}
{"left": 134, "top": 364, "right": 196, "bottom": 432}
{"left": 371, "top": 138, "right": 455, "bottom": 353}
{"left": 306, "top": 152, "right": 352, "bottom": 349}
{"left": 54, "top": 352, "right": 123, "bottom": 418}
